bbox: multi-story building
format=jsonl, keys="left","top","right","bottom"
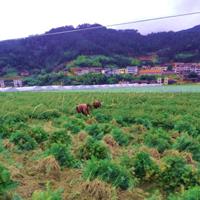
{"left": 174, "top": 63, "right": 200, "bottom": 75}
{"left": 126, "top": 66, "right": 138, "bottom": 75}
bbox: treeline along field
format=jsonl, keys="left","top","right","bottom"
{"left": 1, "top": 92, "right": 200, "bottom": 199}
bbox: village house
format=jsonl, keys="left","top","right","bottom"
{"left": 118, "top": 68, "right": 126, "bottom": 74}
{"left": 139, "top": 69, "right": 163, "bottom": 76}
{"left": 152, "top": 66, "right": 168, "bottom": 71}
{"left": 174, "top": 63, "right": 200, "bottom": 75}
{"left": 20, "top": 70, "right": 30, "bottom": 76}
{"left": 102, "top": 68, "right": 120, "bottom": 75}
{"left": 137, "top": 53, "right": 157, "bottom": 62}
{"left": 0, "top": 77, "right": 23, "bottom": 87}
{"left": 0, "top": 79, "right": 5, "bottom": 87}
{"left": 71, "top": 67, "right": 103, "bottom": 76}
{"left": 126, "top": 66, "right": 138, "bottom": 75}
{"left": 71, "top": 68, "right": 89, "bottom": 76}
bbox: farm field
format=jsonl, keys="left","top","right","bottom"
{"left": 1, "top": 92, "right": 200, "bottom": 199}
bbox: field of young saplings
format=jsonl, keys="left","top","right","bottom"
{"left": 1, "top": 92, "right": 200, "bottom": 200}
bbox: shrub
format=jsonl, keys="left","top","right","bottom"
{"left": 168, "top": 186, "right": 200, "bottom": 200}
{"left": 31, "top": 109, "right": 61, "bottom": 120}
{"left": 9, "top": 131, "right": 37, "bottom": 151}
{"left": 115, "top": 116, "right": 127, "bottom": 126}
{"left": 31, "top": 182, "right": 63, "bottom": 200}
{"left": 85, "top": 124, "right": 104, "bottom": 140}
{"left": 115, "top": 116, "right": 135, "bottom": 126}
{"left": 120, "top": 154, "right": 135, "bottom": 171}
{"left": 144, "top": 128, "right": 172, "bottom": 153}
{"left": 159, "top": 156, "right": 200, "bottom": 192}
{"left": 0, "top": 124, "right": 10, "bottom": 139}
{"left": 0, "top": 163, "right": 16, "bottom": 195}
{"left": 95, "top": 113, "right": 112, "bottom": 123}
{"left": 174, "top": 121, "right": 197, "bottom": 137}
{"left": 3, "top": 113, "right": 26, "bottom": 124}
{"left": 64, "top": 118, "right": 85, "bottom": 134}
{"left": 0, "top": 122, "right": 30, "bottom": 139}
{"left": 130, "top": 124, "right": 147, "bottom": 135}
{"left": 112, "top": 128, "right": 129, "bottom": 146}
{"left": 146, "top": 190, "right": 163, "bottom": 200}
{"left": 30, "top": 127, "right": 48, "bottom": 144}
{"left": 174, "top": 133, "right": 200, "bottom": 162}
{"left": 46, "top": 143, "right": 79, "bottom": 168}
{"left": 77, "top": 137, "right": 111, "bottom": 160}
{"left": 53, "top": 116, "right": 68, "bottom": 127}
{"left": 98, "top": 123, "right": 114, "bottom": 135}
{"left": 83, "top": 159, "right": 134, "bottom": 190}
{"left": 48, "top": 130, "right": 71, "bottom": 146}
{"left": 135, "top": 118, "right": 152, "bottom": 129}
{"left": 133, "top": 152, "right": 159, "bottom": 181}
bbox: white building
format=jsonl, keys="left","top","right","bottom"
{"left": 0, "top": 80, "right": 5, "bottom": 88}
{"left": 174, "top": 63, "right": 200, "bottom": 75}
{"left": 126, "top": 66, "right": 138, "bottom": 75}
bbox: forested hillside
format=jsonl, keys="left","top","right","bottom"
{"left": 0, "top": 24, "right": 200, "bottom": 76}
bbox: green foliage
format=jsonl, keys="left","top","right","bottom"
{"left": 9, "top": 131, "right": 37, "bottom": 151}
{"left": 174, "top": 121, "right": 197, "bottom": 137}
{"left": 48, "top": 130, "right": 71, "bottom": 146}
{"left": 98, "top": 123, "right": 114, "bottom": 135}
{"left": 2, "top": 113, "right": 26, "bottom": 125}
{"left": 85, "top": 124, "right": 105, "bottom": 140}
{"left": 77, "top": 137, "right": 110, "bottom": 160}
{"left": 144, "top": 128, "right": 172, "bottom": 153}
{"left": 0, "top": 124, "right": 10, "bottom": 139}
{"left": 45, "top": 143, "right": 79, "bottom": 168}
{"left": 131, "top": 58, "right": 141, "bottom": 66}
{"left": 0, "top": 163, "right": 16, "bottom": 195}
{"left": 133, "top": 152, "right": 159, "bottom": 181}
{"left": 146, "top": 190, "right": 163, "bottom": 200}
{"left": 0, "top": 122, "right": 30, "bottom": 139}
{"left": 168, "top": 186, "right": 200, "bottom": 200}
{"left": 83, "top": 159, "right": 134, "bottom": 190}
{"left": 31, "top": 109, "right": 61, "bottom": 120}
{"left": 94, "top": 113, "right": 111, "bottom": 123}
{"left": 135, "top": 118, "right": 152, "bottom": 129}
{"left": 115, "top": 116, "right": 135, "bottom": 126}
{"left": 31, "top": 182, "right": 63, "bottom": 200}
{"left": 64, "top": 118, "right": 85, "bottom": 134}
{"left": 30, "top": 127, "right": 48, "bottom": 143}
{"left": 11, "top": 194, "right": 23, "bottom": 200}
{"left": 0, "top": 140, "right": 5, "bottom": 153}
{"left": 112, "top": 128, "right": 129, "bottom": 146}
{"left": 174, "top": 133, "right": 200, "bottom": 162}
{"left": 159, "top": 156, "right": 200, "bottom": 192}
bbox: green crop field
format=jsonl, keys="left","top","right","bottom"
{"left": 1, "top": 91, "right": 200, "bottom": 200}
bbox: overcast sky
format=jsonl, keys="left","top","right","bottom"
{"left": 0, "top": 0, "right": 200, "bottom": 40}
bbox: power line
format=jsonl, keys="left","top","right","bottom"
{"left": 106, "top": 11, "right": 200, "bottom": 28}
{"left": 2, "top": 11, "right": 200, "bottom": 41}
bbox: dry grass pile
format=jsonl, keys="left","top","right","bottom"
{"left": 36, "top": 156, "right": 61, "bottom": 180}
{"left": 138, "top": 146, "right": 160, "bottom": 159}
{"left": 103, "top": 135, "right": 118, "bottom": 148}
{"left": 81, "top": 179, "right": 114, "bottom": 200}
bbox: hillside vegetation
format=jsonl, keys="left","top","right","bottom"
{"left": 0, "top": 24, "right": 200, "bottom": 76}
